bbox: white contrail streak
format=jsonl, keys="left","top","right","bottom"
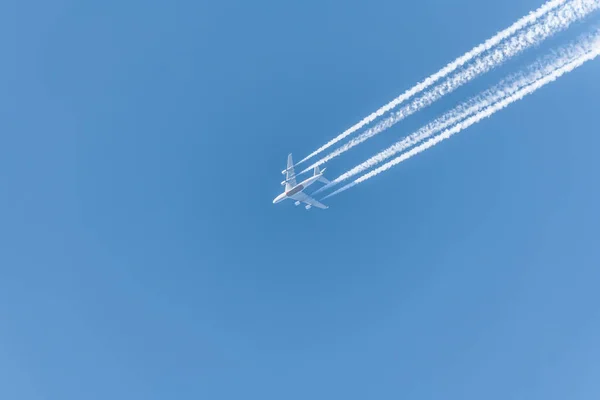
{"left": 323, "top": 42, "right": 600, "bottom": 200}
{"left": 314, "top": 30, "right": 600, "bottom": 195}
{"left": 295, "top": 0, "right": 568, "bottom": 166}
{"left": 303, "top": 0, "right": 600, "bottom": 174}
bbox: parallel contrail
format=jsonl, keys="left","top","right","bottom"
{"left": 296, "top": 0, "right": 568, "bottom": 167}
{"left": 302, "top": 0, "right": 600, "bottom": 174}
{"left": 314, "top": 30, "right": 599, "bottom": 195}
{"left": 323, "top": 42, "right": 600, "bottom": 200}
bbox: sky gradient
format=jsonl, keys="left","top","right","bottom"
{"left": 2, "top": 0, "right": 600, "bottom": 399}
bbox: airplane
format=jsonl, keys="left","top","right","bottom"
{"left": 273, "top": 154, "right": 330, "bottom": 210}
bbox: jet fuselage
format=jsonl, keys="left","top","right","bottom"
{"left": 272, "top": 174, "right": 322, "bottom": 204}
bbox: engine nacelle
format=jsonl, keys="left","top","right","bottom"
{"left": 294, "top": 201, "right": 301, "bottom": 206}
{"left": 281, "top": 181, "right": 287, "bottom": 186}
{"left": 305, "top": 205, "right": 312, "bottom": 210}
{"left": 281, "top": 170, "right": 287, "bottom": 175}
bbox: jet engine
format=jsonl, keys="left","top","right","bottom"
{"left": 281, "top": 181, "right": 287, "bottom": 186}
{"left": 305, "top": 205, "right": 312, "bottom": 210}
{"left": 294, "top": 201, "right": 301, "bottom": 206}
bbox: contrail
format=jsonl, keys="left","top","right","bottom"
{"left": 314, "top": 30, "right": 599, "bottom": 195}
{"left": 323, "top": 41, "right": 600, "bottom": 200}
{"left": 303, "top": 0, "right": 600, "bottom": 174}
{"left": 295, "top": 0, "right": 568, "bottom": 167}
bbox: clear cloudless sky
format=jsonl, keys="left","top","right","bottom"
{"left": 2, "top": 0, "right": 600, "bottom": 399}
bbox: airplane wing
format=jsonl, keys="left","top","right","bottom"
{"left": 291, "top": 192, "right": 329, "bottom": 209}
{"left": 285, "top": 153, "right": 297, "bottom": 190}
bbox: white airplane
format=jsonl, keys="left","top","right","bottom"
{"left": 273, "top": 154, "right": 330, "bottom": 210}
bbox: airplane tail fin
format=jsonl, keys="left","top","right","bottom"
{"left": 314, "top": 165, "right": 330, "bottom": 184}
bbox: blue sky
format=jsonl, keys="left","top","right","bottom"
{"left": 2, "top": 0, "right": 600, "bottom": 399}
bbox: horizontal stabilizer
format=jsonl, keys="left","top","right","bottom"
{"left": 314, "top": 165, "right": 329, "bottom": 184}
